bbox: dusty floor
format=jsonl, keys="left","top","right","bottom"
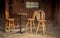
{"left": 0, "top": 21, "right": 60, "bottom": 38}
{"left": 0, "top": 26, "right": 60, "bottom": 38}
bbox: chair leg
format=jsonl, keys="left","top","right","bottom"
{"left": 5, "top": 21, "right": 8, "bottom": 32}
{"left": 30, "top": 21, "right": 32, "bottom": 33}
{"left": 9, "top": 21, "right": 11, "bottom": 32}
{"left": 33, "top": 21, "right": 36, "bottom": 30}
{"left": 43, "top": 22, "right": 46, "bottom": 35}
{"left": 13, "top": 21, "right": 15, "bottom": 32}
{"left": 26, "top": 21, "right": 29, "bottom": 30}
{"left": 36, "top": 22, "right": 40, "bottom": 34}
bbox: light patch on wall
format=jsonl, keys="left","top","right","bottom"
{"left": 26, "top": 2, "right": 39, "bottom": 8}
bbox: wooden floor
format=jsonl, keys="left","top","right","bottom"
{"left": 0, "top": 20, "right": 60, "bottom": 38}
{"left": 0, "top": 26, "right": 60, "bottom": 38}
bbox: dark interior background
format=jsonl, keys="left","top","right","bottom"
{"left": 0, "top": 0, "right": 60, "bottom": 30}
{"left": 0, "top": 0, "right": 5, "bottom": 30}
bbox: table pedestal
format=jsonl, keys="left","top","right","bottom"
{"left": 17, "top": 15, "right": 23, "bottom": 34}
{"left": 16, "top": 13, "right": 27, "bottom": 34}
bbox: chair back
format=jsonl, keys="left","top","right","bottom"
{"left": 5, "top": 10, "right": 10, "bottom": 20}
{"left": 32, "top": 10, "right": 38, "bottom": 19}
{"left": 37, "top": 10, "right": 45, "bottom": 20}
{"left": 29, "top": 10, "right": 45, "bottom": 20}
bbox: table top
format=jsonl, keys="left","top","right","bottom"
{"left": 17, "top": 13, "right": 27, "bottom": 16}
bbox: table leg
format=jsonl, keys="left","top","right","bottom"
{"left": 17, "top": 15, "right": 23, "bottom": 34}
{"left": 20, "top": 15, "right": 22, "bottom": 32}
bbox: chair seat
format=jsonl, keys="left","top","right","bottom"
{"left": 37, "top": 20, "right": 46, "bottom": 22}
{"left": 27, "top": 18, "right": 35, "bottom": 21}
{"left": 8, "top": 18, "right": 14, "bottom": 21}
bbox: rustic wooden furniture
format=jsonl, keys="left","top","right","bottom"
{"left": 26, "top": 10, "right": 38, "bottom": 33}
{"left": 36, "top": 10, "right": 46, "bottom": 35}
{"left": 5, "top": 10, "right": 15, "bottom": 32}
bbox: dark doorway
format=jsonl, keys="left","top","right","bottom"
{"left": 0, "top": 0, "right": 5, "bottom": 31}
{"left": 51, "top": 0, "right": 56, "bottom": 20}
{"left": 51, "top": 0, "right": 58, "bottom": 27}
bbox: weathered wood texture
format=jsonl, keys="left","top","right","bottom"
{"left": 0, "top": 0, "right": 60, "bottom": 28}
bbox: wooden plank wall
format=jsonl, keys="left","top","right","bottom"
{"left": 0, "top": 0, "right": 60, "bottom": 27}
{"left": 9, "top": 0, "right": 52, "bottom": 25}
{"left": 55, "top": 0, "right": 60, "bottom": 26}
{"left": 10, "top": 0, "right": 60, "bottom": 26}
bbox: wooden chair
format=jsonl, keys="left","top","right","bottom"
{"left": 36, "top": 10, "right": 46, "bottom": 35}
{"left": 5, "top": 10, "right": 15, "bottom": 32}
{"left": 26, "top": 10, "right": 38, "bottom": 33}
